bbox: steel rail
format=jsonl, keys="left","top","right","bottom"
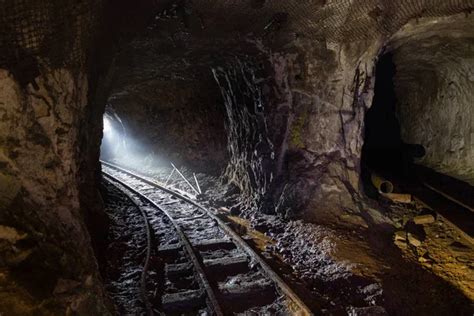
{"left": 367, "top": 168, "right": 473, "bottom": 245}
{"left": 103, "top": 169, "right": 224, "bottom": 316}
{"left": 102, "top": 174, "right": 154, "bottom": 316}
{"left": 422, "top": 181, "right": 474, "bottom": 213}
{"left": 417, "top": 182, "right": 474, "bottom": 245}
{"left": 101, "top": 160, "right": 314, "bottom": 316}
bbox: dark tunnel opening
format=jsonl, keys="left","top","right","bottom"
{"left": 361, "top": 52, "right": 425, "bottom": 197}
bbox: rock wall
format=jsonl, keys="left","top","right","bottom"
{"left": 215, "top": 13, "right": 473, "bottom": 227}
{"left": 235, "top": 14, "right": 473, "bottom": 228}
{"left": 205, "top": 40, "right": 380, "bottom": 227}
{"left": 0, "top": 1, "right": 113, "bottom": 314}
{"left": 259, "top": 40, "right": 381, "bottom": 226}
{"left": 213, "top": 60, "right": 275, "bottom": 210}
{"left": 0, "top": 69, "right": 110, "bottom": 314}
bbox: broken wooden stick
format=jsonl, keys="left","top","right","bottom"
{"left": 165, "top": 168, "right": 175, "bottom": 186}
{"left": 170, "top": 162, "right": 200, "bottom": 195}
{"left": 193, "top": 173, "right": 202, "bottom": 194}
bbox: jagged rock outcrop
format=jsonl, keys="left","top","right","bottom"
{"left": 255, "top": 39, "right": 380, "bottom": 226}
{"left": 0, "top": 1, "right": 111, "bottom": 314}
{"left": 0, "top": 68, "right": 110, "bottom": 314}
{"left": 215, "top": 12, "right": 473, "bottom": 227}
{"left": 212, "top": 60, "right": 275, "bottom": 210}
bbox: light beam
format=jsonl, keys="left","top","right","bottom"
{"left": 103, "top": 116, "right": 112, "bottom": 134}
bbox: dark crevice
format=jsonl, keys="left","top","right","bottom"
{"left": 362, "top": 52, "right": 425, "bottom": 197}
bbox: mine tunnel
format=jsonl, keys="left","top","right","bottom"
{"left": 361, "top": 52, "right": 426, "bottom": 196}
{"left": 0, "top": 1, "right": 473, "bottom": 315}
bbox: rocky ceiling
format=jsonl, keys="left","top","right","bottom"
{"left": 107, "top": 0, "right": 473, "bottom": 75}
{"left": 151, "top": 0, "right": 472, "bottom": 41}
{"left": 0, "top": 0, "right": 471, "bottom": 77}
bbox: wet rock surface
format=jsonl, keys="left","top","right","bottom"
{"left": 213, "top": 60, "right": 276, "bottom": 211}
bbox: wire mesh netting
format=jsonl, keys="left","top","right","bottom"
{"left": 193, "top": 0, "right": 473, "bottom": 41}
{"left": 0, "top": 0, "right": 472, "bottom": 73}
{"left": 0, "top": 0, "right": 103, "bottom": 72}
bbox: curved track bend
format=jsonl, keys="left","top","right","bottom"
{"left": 102, "top": 160, "right": 313, "bottom": 315}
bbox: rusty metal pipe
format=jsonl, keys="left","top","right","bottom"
{"left": 371, "top": 173, "right": 394, "bottom": 194}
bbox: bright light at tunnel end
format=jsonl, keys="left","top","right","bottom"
{"left": 103, "top": 116, "right": 112, "bottom": 133}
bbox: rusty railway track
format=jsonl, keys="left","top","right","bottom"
{"left": 101, "top": 160, "right": 313, "bottom": 315}
{"left": 413, "top": 181, "right": 474, "bottom": 245}
{"left": 373, "top": 167, "right": 474, "bottom": 245}
{"left": 103, "top": 173, "right": 222, "bottom": 315}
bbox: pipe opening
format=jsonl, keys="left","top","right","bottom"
{"left": 379, "top": 181, "right": 393, "bottom": 194}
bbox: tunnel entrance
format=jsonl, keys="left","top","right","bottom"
{"left": 361, "top": 52, "right": 425, "bottom": 196}
{"left": 100, "top": 111, "right": 129, "bottom": 163}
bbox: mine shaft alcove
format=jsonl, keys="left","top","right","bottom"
{"left": 362, "top": 22, "right": 474, "bottom": 197}
{"left": 361, "top": 53, "right": 426, "bottom": 196}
